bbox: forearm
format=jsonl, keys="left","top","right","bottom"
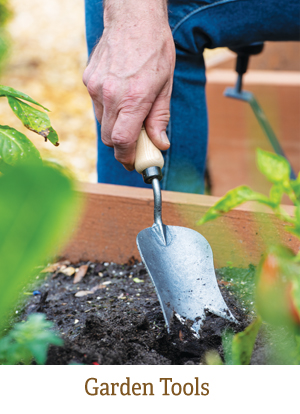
{"left": 103, "top": 0, "right": 168, "bottom": 22}
{"left": 103, "top": 0, "right": 169, "bottom": 44}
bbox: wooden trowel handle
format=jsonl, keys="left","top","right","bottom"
{"left": 135, "top": 127, "right": 164, "bottom": 174}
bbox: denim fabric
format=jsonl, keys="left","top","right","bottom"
{"left": 84, "top": 0, "right": 300, "bottom": 193}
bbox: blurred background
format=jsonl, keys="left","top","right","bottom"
{"left": 0, "top": 0, "right": 299, "bottom": 196}
{"left": 0, "top": 0, "right": 97, "bottom": 182}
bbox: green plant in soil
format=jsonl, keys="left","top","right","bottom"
{"left": 200, "top": 149, "right": 300, "bottom": 365}
{"left": 0, "top": 87, "right": 80, "bottom": 364}
{"left": 0, "top": 314, "right": 63, "bottom": 365}
{"left": 217, "top": 264, "right": 256, "bottom": 313}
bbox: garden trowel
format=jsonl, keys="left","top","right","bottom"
{"left": 135, "top": 128, "right": 238, "bottom": 337}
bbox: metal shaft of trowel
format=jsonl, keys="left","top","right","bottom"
{"left": 152, "top": 177, "right": 166, "bottom": 243}
{"left": 142, "top": 166, "right": 166, "bottom": 244}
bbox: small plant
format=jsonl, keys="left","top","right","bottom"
{"left": 0, "top": 84, "right": 59, "bottom": 173}
{"left": 200, "top": 149, "right": 300, "bottom": 364}
{"left": 0, "top": 314, "right": 63, "bottom": 365}
{"left": 199, "top": 148, "right": 300, "bottom": 242}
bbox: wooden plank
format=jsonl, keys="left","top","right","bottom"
{"left": 206, "top": 69, "right": 300, "bottom": 86}
{"left": 62, "top": 183, "right": 299, "bottom": 268}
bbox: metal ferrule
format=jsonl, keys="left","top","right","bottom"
{"left": 142, "top": 166, "right": 163, "bottom": 184}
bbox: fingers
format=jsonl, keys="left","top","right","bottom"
{"left": 94, "top": 103, "right": 104, "bottom": 127}
{"left": 84, "top": 71, "right": 171, "bottom": 170}
{"left": 144, "top": 86, "right": 171, "bottom": 151}
{"left": 99, "top": 79, "right": 120, "bottom": 147}
{"left": 83, "top": 71, "right": 106, "bottom": 133}
{"left": 110, "top": 105, "right": 151, "bottom": 170}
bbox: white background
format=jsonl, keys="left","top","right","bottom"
{"left": 0, "top": 365, "right": 297, "bottom": 414}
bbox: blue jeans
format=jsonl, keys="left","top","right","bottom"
{"left": 85, "top": 0, "right": 300, "bottom": 193}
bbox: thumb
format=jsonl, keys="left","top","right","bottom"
{"left": 144, "top": 92, "right": 171, "bottom": 151}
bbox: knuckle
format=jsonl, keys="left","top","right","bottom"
{"left": 82, "top": 70, "right": 89, "bottom": 87}
{"left": 101, "top": 131, "right": 113, "bottom": 147}
{"left": 147, "top": 108, "right": 170, "bottom": 125}
{"left": 86, "top": 77, "right": 100, "bottom": 99}
{"left": 120, "top": 96, "right": 151, "bottom": 116}
{"left": 111, "top": 132, "right": 131, "bottom": 147}
{"left": 102, "top": 138, "right": 113, "bottom": 148}
{"left": 158, "top": 109, "right": 171, "bottom": 122}
{"left": 127, "top": 86, "right": 155, "bottom": 104}
{"left": 102, "top": 79, "right": 118, "bottom": 103}
{"left": 115, "top": 153, "right": 134, "bottom": 169}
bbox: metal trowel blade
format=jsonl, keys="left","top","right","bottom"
{"left": 136, "top": 224, "right": 238, "bottom": 336}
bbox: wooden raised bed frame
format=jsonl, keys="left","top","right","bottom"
{"left": 63, "top": 182, "right": 299, "bottom": 269}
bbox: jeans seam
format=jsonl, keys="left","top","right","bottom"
{"left": 171, "top": 0, "right": 239, "bottom": 36}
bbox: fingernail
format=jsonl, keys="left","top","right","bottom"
{"left": 161, "top": 131, "right": 170, "bottom": 145}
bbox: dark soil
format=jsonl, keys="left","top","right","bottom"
{"left": 21, "top": 259, "right": 252, "bottom": 365}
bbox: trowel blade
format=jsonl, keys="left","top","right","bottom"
{"left": 136, "top": 224, "right": 237, "bottom": 336}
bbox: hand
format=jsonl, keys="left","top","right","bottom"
{"left": 83, "top": 0, "right": 175, "bottom": 170}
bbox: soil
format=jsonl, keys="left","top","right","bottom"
{"left": 21, "top": 259, "right": 254, "bottom": 365}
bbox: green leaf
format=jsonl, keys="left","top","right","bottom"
{"left": 231, "top": 317, "right": 262, "bottom": 365}
{"left": 0, "top": 314, "right": 63, "bottom": 365}
{"left": 204, "top": 350, "right": 223, "bottom": 365}
{"left": 269, "top": 184, "right": 284, "bottom": 207}
{"left": 198, "top": 185, "right": 272, "bottom": 225}
{"left": 7, "top": 97, "right": 59, "bottom": 146}
{"left": 256, "top": 148, "right": 291, "bottom": 184}
{"left": 0, "top": 125, "right": 41, "bottom": 172}
{"left": 0, "top": 84, "right": 49, "bottom": 111}
{"left": 290, "top": 173, "right": 300, "bottom": 200}
{"left": 217, "top": 264, "right": 256, "bottom": 312}
{"left": 222, "top": 329, "right": 234, "bottom": 365}
{"left": 0, "top": 163, "right": 81, "bottom": 330}
{"left": 290, "top": 277, "right": 300, "bottom": 326}
{"left": 287, "top": 227, "right": 300, "bottom": 239}
{"left": 133, "top": 277, "right": 144, "bottom": 283}
{"left": 295, "top": 205, "right": 300, "bottom": 224}
{"left": 46, "top": 126, "right": 59, "bottom": 146}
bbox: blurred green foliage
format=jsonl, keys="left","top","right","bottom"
{"left": 0, "top": 88, "right": 81, "bottom": 364}
{"left": 199, "top": 149, "right": 300, "bottom": 239}
{"left": 222, "top": 318, "right": 262, "bottom": 365}
{"left": 0, "top": 314, "right": 63, "bottom": 365}
{"left": 0, "top": 0, "right": 12, "bottom": 24}
{"left": 201, "top": 149, "right": 300, "bottom": 364}
{"left": 0, "top": 164, "right": 80, "bottom": 328}
{"left": 217, "top": 264, "right": 256, "bottom": 313}
{"left": 0, "top": 0, "right": 12, "bottom": 73}
{"left": 0, "top": 162, "right": 81, "bottom": 364}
